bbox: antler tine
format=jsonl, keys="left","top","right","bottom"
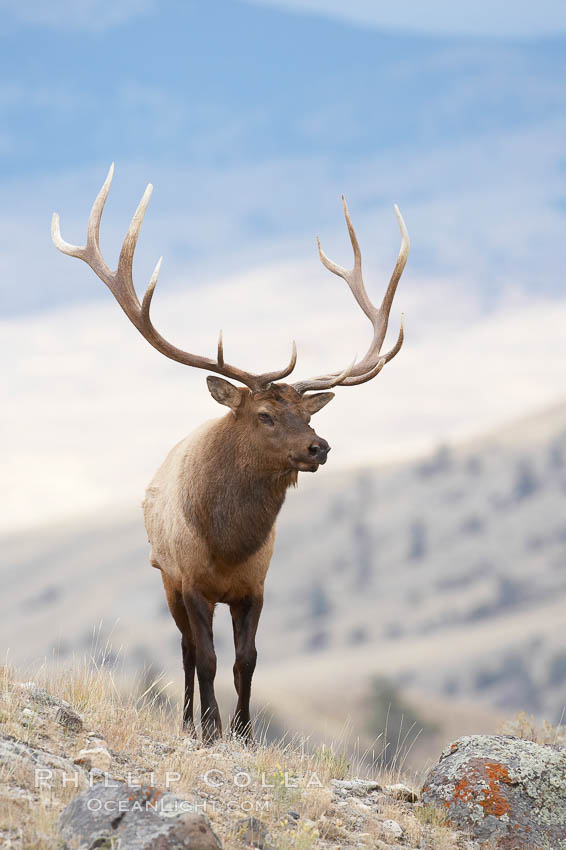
{"left": 316, "top": 196, "right": 375, "bottom": 324}
{"left": 259, "top": 339, "right": 298, "bottom": 386}
{"left": 140, "top": 258, "right": 298, "bottom": 387}
{"left": 374, "top": 204, "right": 409, "bottom": 349}
{"left": 292, "top": 355, "right": 356, "bottom": 394}
{"left": 87, "top": 162, "right": 114, "bottom": 258}
{"left": 52, "top": 162, "right": 149, "bottom": 317}
{"left": 336, "top": 317, "right": 404, "bottom": 386}
{"left": 51, "top": 162, "right": 114, "bottom": 264}
{"left": 292, "top": 199, "right": 409, "bottom": 394}
{"left": 297, "top": 334, "right": 400, "bottom": 391}
{"left": 217, "top": 329, "right": 224, "bottom": 367}
{"left": 116, "top": 181, "right": 154, "bottom": 312}
{"left": 52, "top": 165, "right": 298, "bottom": 392}
{"left": 140, "top": 256, "right": 162, "bottom": 321}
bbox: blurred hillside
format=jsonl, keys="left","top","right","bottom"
{"left": 4, "top": 398, "right": 566, "bottom": 743}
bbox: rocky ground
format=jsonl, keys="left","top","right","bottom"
{"left": 0, "top": 664, "right": 476, "bottom": 850}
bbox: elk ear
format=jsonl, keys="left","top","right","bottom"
{"left": 206, "top": 376, "right": 242, "bottom": 410}
{"left": 302, "top": 392, "right": 335, "bottom": 415}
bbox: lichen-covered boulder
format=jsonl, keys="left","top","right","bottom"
{"left": 421, "top": 734, "right": 566, "bottom": 849}
{"left": 59, "top": 781, "right": 222, "bottom": 849}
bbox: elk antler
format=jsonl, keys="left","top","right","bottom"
{"left": 292, "top": 197, "right": 409, "bottom": 394}
{"left": 51, "top": 164, "right": 297, "bottom": 392}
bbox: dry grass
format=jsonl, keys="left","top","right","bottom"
{"left": 499, "top": 710, "right": 566, "bottom": 746}
{"left": 0, "top": 660, "right": 468, "bottom": 850}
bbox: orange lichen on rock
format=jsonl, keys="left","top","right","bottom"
{"left": 452, "top": 775, "right": 475, "bottom": 805}
{"left": 422, "top": 735, "right": 566, "bottom": 848}
{"left": 480, "top": 762, "right": 512, "bottom": 818}
{"left": 451, "top": 761, "right": 512, "bottom": 818}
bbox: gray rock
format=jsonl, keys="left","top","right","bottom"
{"left": 59, "top": 781, "right": 222, "bottom": 849}
{"left": 422, "top": 734, "right": 566, "bottom": 849}
{"left": 0, "top": 733, "right": 80, "bottom": 776}
{"left": 17, "top": 682, "right": 70, "bottom": 709}
{"left": 381, "top": 818, "right": 403, "bottom": 838}
{"left": 330, "top": 778, "right": 381, "bottom": 796}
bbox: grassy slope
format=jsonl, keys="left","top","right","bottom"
{"left": 0, "top": 663, "right": 467, "bottom": 850}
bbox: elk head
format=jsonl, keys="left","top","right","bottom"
{"left": 51, "top": 164, "right": 410, "bottom": 472}
{"left": 206, "top": 377, "right": 334, "bottom": 473}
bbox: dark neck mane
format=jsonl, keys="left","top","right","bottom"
{"left": 184, "top": 418, "right": 297, "bottom": 565}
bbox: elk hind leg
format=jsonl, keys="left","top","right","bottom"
{"left": 183, "top": 588, "right": 222, "bottom": 744}
{"left": 159, "top": 571, "right": 196, "bottom": 734}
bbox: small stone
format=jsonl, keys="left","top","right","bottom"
{"left": 384, "top": 782, "right": 418, "bottom": 803}
{"left": 55, "top": 706, "right": 83, "bottom": 733}
{"left": 330, "top": 778, "right": 381, "bottom": 796}
{"left": 168, "top": 812, "right": 224, "bottom": 848}
{"left": 351, "top": 799, "right": 371, "bottom": 812}
{"left": 73, "top": 746, "right": 111, "bottom": 771}
{"left": 382, "top": 818, "right": 403, "bottom": 838}
{"left": 20, "top": 708, "right": 42, "bottom": 727}
{"left": 235, "top": 816, "right": 271, "bottom": 848}
{"left": 287, "top": 809, "right": 300, "bottom": 820}
{"left": 87, "top": 767, "right": 125, "bottom": 784}
{"left": 85, "top": 731, "right": 105, "bottom": 741}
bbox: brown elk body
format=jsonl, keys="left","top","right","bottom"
{"left": 52, "top": 165, "right": 409, "bottom": 741}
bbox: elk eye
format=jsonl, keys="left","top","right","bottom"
{"left": 258, "top": 412, "right": 274, "bottom": 426}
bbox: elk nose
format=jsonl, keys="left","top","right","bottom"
{"left": 308, "top": 438, "right": 331, "bottom": 461}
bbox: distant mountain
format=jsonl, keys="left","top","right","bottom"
{"left": 4, "top": 399, "right": 566, "bottom": 727}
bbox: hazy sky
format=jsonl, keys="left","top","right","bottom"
{"left": 2, "top": 0, "right": 565, "bottom": 315}
{"left": 3, "top": 0, "right": 566, "bottom": 36}
{"left": 245, "top": 0, "right": 566, "bottom": 37}
{"left": 2, "top": 0, "right": 566, "bottom": 531}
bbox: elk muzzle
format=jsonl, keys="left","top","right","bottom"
{"left": 308, "top": 438, "right": 330, "bottom": 464}
{"left": 291, "top": 435, "right": 331, "bottom": 472}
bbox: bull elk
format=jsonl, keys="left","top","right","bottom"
{"left": 52, "top": 164, "right": 409, "bottom": 742}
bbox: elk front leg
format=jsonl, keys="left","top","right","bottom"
{"left": 230, "top": 595, "right": 263, "bottom": 741}
{"left": 181, "top": 633, "right": 196, "bottom": 734}
{"left": 183, "top": 589, "right": 222, "bottom": 743}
